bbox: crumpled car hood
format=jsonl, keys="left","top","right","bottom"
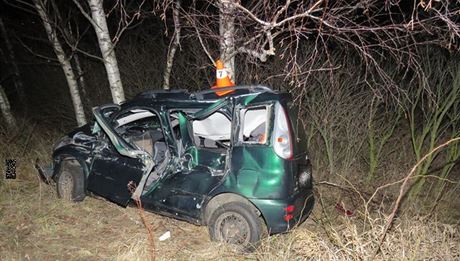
{"left": 54, "top": 123, "right": 97, "bottom": 150}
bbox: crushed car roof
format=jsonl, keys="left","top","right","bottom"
{"left": 128, "top": 85, "right": 291, "bottom": 108}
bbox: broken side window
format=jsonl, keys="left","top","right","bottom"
{"left": 112, "top": 109, "right": 165, "bottom": 158}
{"left": 192, "top": 111, "right": 231, "bottom": 149}
{"left": 241, "top": 106, "right": 269, "bottom": 144}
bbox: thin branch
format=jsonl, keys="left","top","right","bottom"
{"left": 15, "top": 34, "right": 59, "bottom": 62}
{"left": 71, "top": 0, "right": 99, "bottom": 30}
{"left": 375, "top": 137, "right": 460, "bottom": 255}
{"left": 193, "top": 22, "right": 215, "bottom": 65}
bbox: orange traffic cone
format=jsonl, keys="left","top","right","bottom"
{"left": 212, "top": 59, "right": 235, "bottom": 96}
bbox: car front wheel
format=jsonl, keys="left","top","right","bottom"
{"left": 208, "top": 202, "right": 266, "bottom": 250}
{"left": 56, "top": 159, "right": 86, "bottom": 202}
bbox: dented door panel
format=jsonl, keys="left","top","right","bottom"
{"left": 225, "top": 146, "right": 292, "bottom": 199}
{"left": 187, "top": 148, "right": 227, "bottom": 174}
{"left": 139, "top": 102, "right": 233, "bottom": 220}
{"left": 87, "top": 147, "right": 145, "bottom": 206}
{"left": 86, "top": 107, "right": 154, "bottom": 205}
{"left": 142, "top": 167, "right": 221, "bottom": 221}
{"left": 211, "top": 101, "right": 292, "bottom": 199}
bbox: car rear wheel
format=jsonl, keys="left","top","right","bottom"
{"left": 56, "top": 159, "right": 86, "bottom": 202}
{"left": 208, "top": 202, "right": 265, "bottom": 251}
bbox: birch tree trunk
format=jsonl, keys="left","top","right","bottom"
{"left": 219, "top": 0, "right": 236, "bottom": 82}
{"left": 33, "top": 0, "right": 87, "bottom": 126}
{"left": 0, "top": 84, "right": 16, "bottom": 129}
{"left": 163, "top": 0, "right": 181, "bottom": 90}
{"left": 88, "top": 0, "right": 125, "bottom": 104}
{"left": 73, "top": 53, "right": 89, "bottom": 104}
{"left": 49, "top": 0, "right": 90, "bottom": 106}
{"left": 0, "top": 17, "right": 26, "bottom": 104}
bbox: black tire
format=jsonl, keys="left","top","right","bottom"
{"left": 56, "top": 159, "right": 86, "bottom": 202}
{"left": 208, "top": 202, "right": 265, "bottom": 251}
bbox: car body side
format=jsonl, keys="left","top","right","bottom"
{"left": 49, "top": 89, "right": 314, "bottom": 234}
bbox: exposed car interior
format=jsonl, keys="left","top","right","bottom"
{"left": 112, "top": 109, "right": 170, "bottom": 188}
{"left": 109, "top": 106, "right": 269, "bottom": 188}
{"left": 192, "top": 111, "right": 231, "bottom": 150}
{"left": 114, "top": 110, "right": 163, "bottom": 155}
{"left": 191, "top": 107, "right": 268, "bottom": 147}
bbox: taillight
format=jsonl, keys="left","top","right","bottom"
{"left": 272, "top": 103, "right": 293, "bottom": 159}
{"left": 284, "top": 204, "right": 295, "bottom": 222}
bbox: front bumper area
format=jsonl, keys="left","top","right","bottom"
{"left": 251, "top": 189, "right": 315, "bottom": 234}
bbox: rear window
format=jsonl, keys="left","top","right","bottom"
{"left": 240, "top": 106, "right": 269, "bottom": 144}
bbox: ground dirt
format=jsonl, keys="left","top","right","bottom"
{"left": 1, "top": 161, "right": 459, "bottom": 261}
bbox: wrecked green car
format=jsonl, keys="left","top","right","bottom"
{"left": 37, "top": 85, "right": 314, "bottom": 247}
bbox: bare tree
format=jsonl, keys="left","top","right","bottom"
{"left": 48, "top": 0, "right": 90, "bottom": 105}
{"left": 32, "top": 0, "right": 87, "bottom": 126}
{"left": 0, "top": 17, "right": 26, "bottom": 105}
{"left": 73, "top": 53, "right": 88, "bottom": 103}
{"left": 80, "top": 0, "right": 126, "bottom": 104}
{"left": 0, "top": 84, "right": 16, "bottom": 129}
{"left": 218, "top": 0, "right": 236, "bottom": 81}
{"left": 71, "top": 0, "right": 150, "bottom": 98}
{"left": 162, "top": 0, "right": 181, "bottom": 90}
{"left": 184, "top": 0, "right": 460, "bottom": 99}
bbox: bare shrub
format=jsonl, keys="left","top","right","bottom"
{"left": 302, "top": 67, "right": 372, "bottom": 179}
{"left": 405, "top": 51, "right": 460, "bottom": 202}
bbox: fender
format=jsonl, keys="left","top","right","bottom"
{"left": 52, "top": 146, "right": 91, "bottom": 190}
{"left": 202, "top": 192, "right": 263, "bottom": 225}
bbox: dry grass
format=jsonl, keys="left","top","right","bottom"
{"left": 2, "top": 174, "right": 459, "bottom": 260}
{"left": 1, "top": 123, "right": 459, "bottom": 260}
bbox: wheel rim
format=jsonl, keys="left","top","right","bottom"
{"left": 215, "top": 211, "right": 251, "bottom": 245}
{"left": 59, "top": 171, "right": 73, "bottom": 200}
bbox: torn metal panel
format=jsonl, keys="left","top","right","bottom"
{"left": 177, "top": 111, "right": 194, "bottom": 150}
{"left": 190, "top": 98, "right": 230, "bottom": 120}
{"left": 90, "top": 106, "right": 157, "bottom": 204}
{"left": 93, "top": 107, "right": 148, "bottom": 160}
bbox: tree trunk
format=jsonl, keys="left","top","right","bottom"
{"left": 0, "top": 84, "right": 16, "bottom": 129}
{"left": 219, "top": 0, "right": 236, "bottom": 82}
{"left": 73, "top": 53, "right": 89, "bottom": 104}
{"left": 33, "top": 0, "right": 87, "bottom": 126}
{"left": 163, "top": 0, "right": 181, "bottom": 90}
{"left": 88, "top": 0, "right": 125, "bottom": 104}
{"left": 49, "top": 0, "right": 90, "bottom": 106}
{"left": 0, "top": 17, "right": 26, "bottom": 105}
